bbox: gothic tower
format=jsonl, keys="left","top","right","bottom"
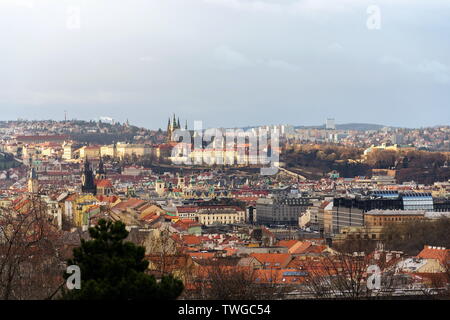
{"left": 81, "top": 159, "right": 96, "bottom": 195}
{"left": 167, "top": 117, "right": 173, "bottom": 142}
{"left": 27, "top": 167, "right": 39, "bottom": 194}
{"left": 96, "top": 158, "right": 106, "bottom": 180}
{"left": 167, "top": 113, "right": 184, "bottom": 142}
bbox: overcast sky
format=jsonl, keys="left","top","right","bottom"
{"left": 1, "top": 0, "right": 449, "bottom": 129}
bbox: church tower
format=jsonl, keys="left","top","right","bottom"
{"left": 167, "top": 113, "right": 184, "bottom": 142}
{"left": 96, "top": 158, "right": 106, "bottom": 180}
{"left": 81, "top": 159, "right": 96, "bottom": 195}
{"left": 167, "top": 117, "right": 172, "bottom": 142}
{"left": 27, "top": 167, "right": 39, "bottom": 194}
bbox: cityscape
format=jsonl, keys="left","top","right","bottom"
{"left": 1, "top": 0, "right": 449, "bottom": 311}
{"left": 0, "top": 116, "right": 449, "bottom": 301}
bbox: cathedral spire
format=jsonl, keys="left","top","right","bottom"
{"left": 96, "top": 158, "right": 106, "bottom": 179}
{"left": 81, "top": 158, "right": 96, "bottom": 195}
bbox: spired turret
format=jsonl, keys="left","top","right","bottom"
{"left": 96, "top": 158, "right": 106, "bottom": 179}
{"left": 166, "top": 114, "right": 185, "bottom": 142}
{"left": 81, "top": 158, "right": 96, "bottom": 195}
{"left": 28, "top": 167, "right": 39, "bottom": 194}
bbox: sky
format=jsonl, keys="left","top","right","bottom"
{"left": 1, "top": 0, "right": 450, "bottom": 129}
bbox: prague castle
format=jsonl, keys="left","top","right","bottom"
{"left": 167, "top": 113, "right": 187, "bottom": 142}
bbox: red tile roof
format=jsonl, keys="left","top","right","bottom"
{"left": 182, "top": 235, "right": 202, "bottom": 246}
{"left": 417, "top": 245, "right": 449, "bottom": 265}
{"left": 250, "top": 253, "right": 293, "bottom": 269}
{"left": 96, "top": 179, "right": 113, "bottom": 188}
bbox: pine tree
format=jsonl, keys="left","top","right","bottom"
{"left": 62, "top": 219, "right": 184, "bottom": 300}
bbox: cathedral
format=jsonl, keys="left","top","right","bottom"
{"left": 81, "top": 159, "right": 97, "bottom": 195}
{"left": 81, "top": 158, "right": 114, "bottom": 196}
{"left": 166, "top": 113, "right": 187, "bottom": 142}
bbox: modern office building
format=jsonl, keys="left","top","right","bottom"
{"left": 256, "top": 195, "right": 311, "bottom": 226}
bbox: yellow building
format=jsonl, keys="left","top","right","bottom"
{"left": 197, "top": 207, "right": 246, "bottom": 226}
{"left": 100, "top": 145, "right": 116, "bottom": 158}
{"left": 79, "top": 146, "right": 101, "bottom": 160}
{"left": 62, "top": 142, "right": 74, "bottom": 160}
{"left": 334, "top": 210, "right": 426, "bottom": 243}
{"left": 100, "top": 143, "right": 152, "bottom": 160}
{"left": 364, "top": 209, "right": 425, "bottom": 228}
{"left": 334, "top": 225, "right": 385, "bottom": 243}
{"left": 65, "top": 193, "right": 100, "bottom": 227}
{"left": 22, "top": 146, "right": 37, "bottom": 160}
{"left": 116, "top": 143, "right": 152, "bottom": 159}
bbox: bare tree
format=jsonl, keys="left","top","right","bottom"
{"left": 300, "top": 251, "right": 399, "bottom": 299}
{"left": 0, "top": 197, "right": 65, "bottom": 300}
{"left": 144, "top": 226, "right": 184, "bottom": 276}
{"left": 184, "top": 258, "right": 292, "bottom": 300}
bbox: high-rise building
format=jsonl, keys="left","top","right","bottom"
{"left": 325, "top": 118, "right": 336, "bottom": 130}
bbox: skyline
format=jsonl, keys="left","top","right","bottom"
{"left": 1, "top": 0, "right": 450, "bottom": 128}
{"left": 1, "top": 116, "right": 448, "bottom": 131}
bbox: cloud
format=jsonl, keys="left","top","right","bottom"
{"left": 0, "top": 90, "right": 134, "bottom": 106}
{"left": 1, "top": 0, "right": 449, "bottom": 127}
{"left": 213, "top": 45, "right": 299, "bottom": 71}
{"left": 380, "top": 56, "right": 450, "bottom": 85}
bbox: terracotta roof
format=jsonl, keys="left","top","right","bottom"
{"left": 112, "top": 198, "right": 146, "bottom": 211}
{"left": 96, "top": 195, "right": 119, "bottom": 203}
{"left": 303, "top": 244, "right": 329, "bottom": 254}
{"left": 417, "top": 245, "right": 449, "bottom": 265}
{"left": 188, "top": 252, "right": 215, "bottom": 260}
{"left": 290, "top": 241, "right": 313, "bottom": 254}
{"left": 254, "top": 268, "right": 308, "bottom": 284}
{"left": 182, "top": 235, "right": 202, "bottom": 246}
{"left": 250, "top": 253, "right": 293, "bottom": 268}
{"left": 96, "top": 179, "right": 113, "bottom": 188}
{"left": 277, "top": 240, "right": 299, "bottom": 249}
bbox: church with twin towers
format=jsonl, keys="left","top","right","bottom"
{"left": 166, "top": 113, "right": 187, "bottom": 142}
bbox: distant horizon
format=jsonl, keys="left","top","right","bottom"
{"left": 1, "top": 117, "right": 449, "bottom": 131}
